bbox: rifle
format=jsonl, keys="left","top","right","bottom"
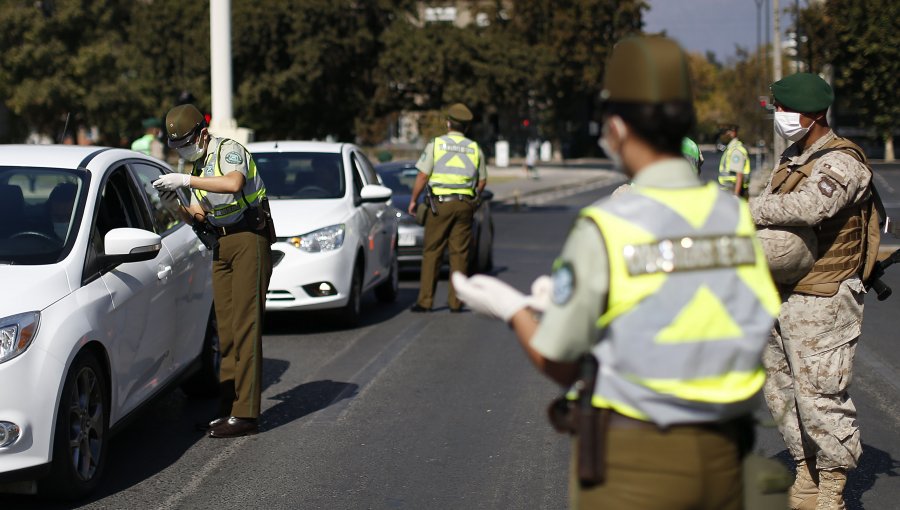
{"left": 864, "top": 217, "right": 900, "bottom": 301}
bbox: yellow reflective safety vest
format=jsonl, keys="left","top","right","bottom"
{"left": 191, "top": 137, "right": 267, "bottom": 227}
{"left": 429, "top": 133, "right": 480, "bottom": 196}
{"left": 580, "top": 182, "right": 780, "bottom": 426}
{"left": 131, "top": 134, "right": 155, "bottom": 156}
{"left": 718, "top": 138, "right": 751, "bottom": 192}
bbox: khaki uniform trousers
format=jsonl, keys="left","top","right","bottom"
{"left": 212, "top": 230, "right": 272, "bottom": 419}
{"left": 416, "top": 198, "right": 474, "bottom": 309}
{"left": 571, "top": 423, "right": 743, "bottom": 510}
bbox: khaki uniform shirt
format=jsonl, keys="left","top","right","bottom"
{"left": 190, "top": 137, "right": 257, "bottom": 226}
{"left": 416, "top": 131, "right": 488, "bottom": 181}
{"left": 531, "top": 159, "right": 701, "bottom": 362}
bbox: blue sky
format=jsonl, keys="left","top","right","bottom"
{"left": 643, "top": 0, "right": 795, "bottom": 62}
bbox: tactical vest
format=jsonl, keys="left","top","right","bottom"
{"left": 768, "top": 136, "right": 879, "bottom": 297}
{"left": 191, "top": 138, "right": 267, "bottom": 227}
{"left": 131, "top": 134, "right": 155, "bottom": 156}
{"left": 580, "top": 183, "right": 780, "bottom": 427}
{"left": 718, "top": 139, "right": 751, "bottom": 192}
{"left": 429, "top": 134, "right": 480, "bottom": 196}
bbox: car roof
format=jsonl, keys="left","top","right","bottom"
{"left": 246, "top": 141, "right": 349, "bottom": 154}
{"left": 374, "top": 160, "right": 417, "bottom": 172}
{"left": 0, "top": 144, "right": 166, "bottom": 172}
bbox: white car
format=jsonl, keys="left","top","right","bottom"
{"left": 247, "top": 141, "right": 399, "bottom": 324}
{"left": 0, "top": 145, "right": 217, "bottom": 498}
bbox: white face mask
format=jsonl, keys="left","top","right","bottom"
{"left": 598, "top": 116, "right": 626, "bottom": 172}
{"left": 53, "top": 221, "right": 69, "bottom": 240}
{"left": 177, "top": 137, "right": 206, "bottom": 162}
{"left": 774, "top": 111, "right": 811, "bottom": 142}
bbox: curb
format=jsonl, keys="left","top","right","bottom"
{"left": 493, "top": 173, "right": 623, "bottom": 204}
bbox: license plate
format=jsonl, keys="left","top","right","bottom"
{"left": 399, "top": 233, "right": 416, "bottom": 246}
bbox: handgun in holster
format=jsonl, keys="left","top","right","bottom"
{"left": 425, "top": 185, "right": 438, "bottom": 216}
{"left": 546, "top": 353, "right": 609, "bottom": 488}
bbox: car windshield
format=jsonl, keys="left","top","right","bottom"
{"left": 0, "top": 167, "right": 87, "bottom": 265}
{"left": 254, "top": 152, "right": 345, "bottom": 199}
{"left": 377, "top": 167, "right": 418, "bottom": 195}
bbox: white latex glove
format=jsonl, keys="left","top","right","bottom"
{"left": 152, "top": 173, "right": 191, "bottom": 192}
{"left": 526, "top": 275, "right": 552, "bottom": 312}
{"left": 451, "top": 272, "right": 529, "bottom": 322}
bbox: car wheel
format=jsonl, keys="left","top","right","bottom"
{"left": 375, "top": 248, "right": 399, "bottom": 303}
{"left": 180, "top": 309, "right": 221, "bottom": 398}
{"left": 339, "top": 263, "right": 363, "bottom": 326}
{"left": 40, "top": 352, "right": 109, "bottom": 500}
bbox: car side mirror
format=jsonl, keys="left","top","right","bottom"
{"left": 360, "top": 184, "right": 392, "bottom": 203}
{"left": 99, "top": 228, "right": 162, "bottom": 266}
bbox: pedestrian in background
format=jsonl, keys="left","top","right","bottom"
{"left": 751, "top": 72, "right": 879, "bottom": 510}
{"left": 453, "top": 36, "right": 781, "bottom": 509}
{"left": 525, "top": 138, "right": 540, "bottom": 179}
{"left": 131, "top": 117, "right": 165, "bottom": 159}
{"left": 407, "top": 103, "right": 486, "bottom": 313}
{"left": 717, "top": 123, "right": 750, "bottom": 197}
{"left": 153, "top": 104, "right": 274, "bottom": 438}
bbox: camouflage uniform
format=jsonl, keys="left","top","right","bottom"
{"left": 749, "top": 130, "right": 870, "bottom": 470}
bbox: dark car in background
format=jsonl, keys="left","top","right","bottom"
{"left": 375, "top": 160, "right": 493, "bottom": 274}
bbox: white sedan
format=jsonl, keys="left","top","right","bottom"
{"left": 248, "top": 142, "right": 399, "bottom": 324}
{"left": 0, "top": 145, "right": 217, "bottom": 499}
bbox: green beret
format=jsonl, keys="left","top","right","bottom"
{"left": 447, "top": 103, "right": 473, "bottom": 123}
{"left": 601, "top": 36, "right": 692, "bottom": 104}
{"left": 142, "top": 117, "right": 162, "bottom": 129}
{"left": 771, "top": 73, "right": 834, "bottom": 113}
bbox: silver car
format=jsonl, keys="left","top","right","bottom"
{"left": 375, "top": 160, "right": 493, "bottom": 274}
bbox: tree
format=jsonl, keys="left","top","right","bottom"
{"left": 801, "top": 0, "right": 899, "bottom": 160}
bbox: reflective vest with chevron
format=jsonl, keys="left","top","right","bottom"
{"left": 191, "top": 137, "right": 267, "bottom": 227}
{"left": 581, "top": 182, "right": 780, "bottom": 427}
{"left": 717, "top": 138, "right": 751, "bottom": 192}
{"left": 429, "top": 133, "right": 480, "bottom": 196}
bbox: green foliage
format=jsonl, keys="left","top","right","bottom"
{"left": 820, "top": 0, "right": 899, "bottom": 142}
{"left": 0, "top": 0, "right": 645, "bottom": 153}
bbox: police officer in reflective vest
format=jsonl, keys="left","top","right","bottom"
{"left": 153, "top": 104, "right": 274, "bottom": 438}
{"left": 407, "top": 103, "right": 487, "bottom": 312}
{"left": 452, "top": 36, "right": 781, "bottom": 509}
{"left": 717, "top": 124, "right": 751, "bottom": 197}
{"left": 752, "top": 72, "right": 878, "bottom": 510}
{"left": 131, "top": 117, "right": 165, "bottom": 159}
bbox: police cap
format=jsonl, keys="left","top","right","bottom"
{"left": 771, "top": 73, "right": 834, "bottom": 113}
{"left": 142, "top": 117, "right": 162, "bottom": 129}
{"left": 601, "top": 36, "right": 692, "bottom": 104}
{"left": 447, "top": 103, "right": 473, "bottom": 123}
{"left": 165, "top": 104, "right": 205, "bottom": 148}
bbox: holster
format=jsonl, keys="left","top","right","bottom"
{"left": 545, "top": 354, "right": 608, "bottom": 488}
{"left": 192, "top": 220, "right": 219, "bottom": 251}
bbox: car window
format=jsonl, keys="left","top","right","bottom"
{"left": 352, "top": 152, "right": 379, "bottom": 185}
{"left": 0, "top": 167, "right": 87, "bottom": 265}
{"left": 130, "top": 163, "right": 185, "bottom": 234}
{"left": 377, "top": 167, "right": 417, "bottom": 194}
{"left": 253, "top": 152, "right": 345, "bottom": 199}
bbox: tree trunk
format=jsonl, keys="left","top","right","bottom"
{"left": 885, "top": 135, "right": 895, "bottom": 162}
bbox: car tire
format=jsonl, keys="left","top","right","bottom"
{"left": 180, "top": 309, "right": 221, "bottom": 398}
{"left": 339, "top": 263, "right": 363, "bottom": 326}
{"left": 39, "top": 351, "right": 109, "bottom": 500}
{"left": 375, "top": 247, "right": 399, "bottom": 303}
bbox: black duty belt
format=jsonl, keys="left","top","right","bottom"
{"left": 214, "top": 220, "right": 258, "bottom": 237}
{"left": 434, "top": 194, "right": 473, "bottom": 203}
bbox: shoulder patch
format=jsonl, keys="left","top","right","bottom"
{"left": 224, "top": 151, "right": 244, "bottom": 165}
{"left": 551, "top": 262, "right": 575, "bottom": 305}
{"left": 818, "top": 176, "right": 837, "bottom": 198}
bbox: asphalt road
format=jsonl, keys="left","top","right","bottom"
{"left": 5, "top": 157, "right": 900, "bottom": 510}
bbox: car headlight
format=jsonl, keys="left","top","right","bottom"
{"left": 0, "top": 312, "right": 40, "bottom": 364}
{"left": 287, "top": 224, "right": 345, "bottom": 252}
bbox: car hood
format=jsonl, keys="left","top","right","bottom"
{"left": 0, "top": 265, "right": 71, "bottom": 315}
{"left": 268, "top": 199, "right": 351, "bottom": 237}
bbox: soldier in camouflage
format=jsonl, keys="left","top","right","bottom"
{"left": 750, "top": 73, "right": 876, "bottom": 510}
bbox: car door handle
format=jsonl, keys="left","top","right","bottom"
{"left": 157, "top": 265, "right": 172, "bottom": 280}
